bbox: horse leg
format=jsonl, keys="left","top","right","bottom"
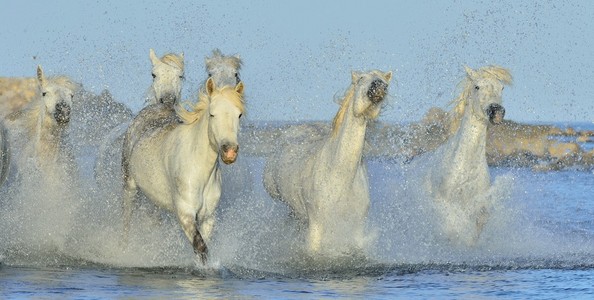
{"left": 193, "top": 217, "right": 208, "bottom": 265}
{"left": 122, "top": 178, "right": 137, "bottom": 244}
{"left": 307, "top": 220, "right": 323, "bottom": 253}
{"left": 198, "top": 214, "right": 215, "bottom": 244}
{"left": 176, "top": 207, "right": 208, "bottom": 264}
{"left": 262, "top": 162, "right": 281, "bottom": 200}
{"left": 351, "top": 222, "right": 367, "bottom": 251}
{"left": 474, "top": 205, "right": 490, "bottom": 241}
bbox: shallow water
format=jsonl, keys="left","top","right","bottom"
{"left": 1, "top": 122, "right": 593, "bottom": 298}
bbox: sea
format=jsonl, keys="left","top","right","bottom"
{"left": 0, "top": 121, "right": 593, "bottom": 299}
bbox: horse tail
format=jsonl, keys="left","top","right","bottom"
{"left": 262, "top": 159, "right": 281, "bottom": 200}
{"left": 121, "top": 128, "right": 132, "bottom": 184}
{"left": 94, "top": 122, "right": 129, "bottom": 184}
{"left": 0, "top": 124, "right": 10, "bottom": 187}
{"left": 33, "top": 98, "right": 46, "bottom": 153}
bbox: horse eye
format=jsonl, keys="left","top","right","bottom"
{"left": 474, "top": 85, "right": 480, "bottom": 90}
{"left": 208, "top": 73, "right": 212, "bottom": 78}
{"left": 209, "top": 114, "right": 214, "bottom": 118}
{"left": 235, "top": 73, "right": 240, "bottom": 83}
{"left": 239, "top": 113, "right": 242, "bottom": 119}
{"left": 42, "top": 92, "right": 47, "bottom": 97}
{"left": 151, "top": 73, "right": 156, "bottom": 79}
{"left": 179, "top": 75, "right": 184, "bottom": 79}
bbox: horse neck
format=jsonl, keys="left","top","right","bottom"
{"left": 445, "top": 105, "right": 488, "bottom": 166}
{"left": 326, "top": 97, "right": 368, "bottom": 174}
{"left": 180, "top": 111, "right": 219, "bottom": 170}
{"left": 26, "top": 102, "right": 63, "bottom": 154}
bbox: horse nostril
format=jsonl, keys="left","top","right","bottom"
{"left": 487, "top": 103, "right": 505, "bottom": 124}
{"left": 220, "top": 144, "right": 239, "bottom": 164}
{"left": 222, "top": 144, "right": 239, "bottom": 153}
{"left": 487, "top": 104, "right": 504, "bottom": 115}
{"left": 54, "top": 102, "right": 71, "bottom": 124}
{"left": 367, "top": 79, "right": 388, "bottom": 103}
{"left": 160, "top": 94, "right": 177, "bottom": 105}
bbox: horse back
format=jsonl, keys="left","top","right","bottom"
{"left": 122, "top": 104, "right": 179, "bottom": 180}
{"left": 264, "top": 136, "right": 323, "bottom": 218}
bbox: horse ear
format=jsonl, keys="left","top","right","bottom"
{"left": 36, "top": 65, "right": 46, "bottom": 87}
{"left": 383, "top": 71, "right": 393, "bottom": 82}
{"left": 235, "top": 81, "right": 244, "bottom": 95}
{"left": 351, "top": 71, "right": 361, "bottom": 82}
{"left": 206, "top": 77, "right": 216, "bottom": 95}
{"left": 149, "top": 48, "right": 160, "bottom": 66}
{"left": 464, "top": 66, "right": 478, "bottom": 79}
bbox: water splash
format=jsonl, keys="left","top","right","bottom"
{"left": 0, "top": 90, "right": 592, "bottom": 277}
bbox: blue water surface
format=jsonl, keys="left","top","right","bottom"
{"left": 1, "top": 123, "right": 593, "bottom": 299}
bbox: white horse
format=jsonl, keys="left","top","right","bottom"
{"left": 146, "top": 48, "right": 185, "bottom": 106}
{"left": 263, "top": 70, "right": 392, "bottom": 254}
{"left": 205, "top": 49, "right": 242, "bottom": 87}
{"left": 95, "top": 49, "right": 242, "bottom": 190}
{"left": 122, "top": 78, "right": 245, "bottom": 263}
{"left": 414, "top": 65, "right": 512, "bottom": 246}
{"left": 2, "top": 65, "right": 78, "bottom": 178}
{"left": 94, "top": 49, "right": 184, "bottom": 190}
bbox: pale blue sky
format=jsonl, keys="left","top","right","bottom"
{"left": 1, "top": 0, "right": 593, "bottom": 123}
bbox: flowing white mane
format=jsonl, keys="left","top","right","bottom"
{"left": 205, "top": 49, "right": 242, "bottom": 73}
{"left": 6, "top": 75, "right": 78, "bottom": 136}
{"left": 331, "top": 84, "right": 356, "bottom": 137}
{"left": 175, "top": 85, "right": 245, "bottom": 125}
{"left": 447, "top": 65, "right": 512, "bottom": 133}
{"left": 331, "top": 70, "right": 390, "bottom": 137}
{"left": 160, "top": 53, "right": 185, "bottom": 70}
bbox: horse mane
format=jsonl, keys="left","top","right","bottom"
{"left": 160, "top": 53, "right": 184, "bottom": 71}
{"left": 175, "top": 86, "right": 245, "bottom": 125}
{"left": 45, "top": 75, "right": 79, "bottom": 93}
{"left": 447, "top": 65, "right": 513, "bottom": 130}
{"left": 7, "top": 75, "right": 78, "bottom": 131}
{"left": 205, "top": 49, "right": 242, "bottom": 72}
{"left": 331, "top": 83, "right": 356, "bottom": 137}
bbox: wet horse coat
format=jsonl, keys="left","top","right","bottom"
{"left": 415, "top": 65, "right": 512, "bottom": 245}
{"left": 122, "top": 78, "right": 245, "bottom": 263}
{"left": 95, "top": 49, "right": 242, "bottom": 189}
{"left": 263, "top": 70, "right": 392, "bottom": 254}
{"left": 2, "top": 65, "right": 77, "bottom": 179}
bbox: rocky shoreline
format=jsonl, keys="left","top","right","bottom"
{"left": 2, "top": 77, "right": 593, "bottom": 171}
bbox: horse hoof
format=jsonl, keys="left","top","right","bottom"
{"left": 199, "top": 252, "right": 208, "bottom": 265}
{"left": 193, "top": 241, "right": 208, "bottom": 264}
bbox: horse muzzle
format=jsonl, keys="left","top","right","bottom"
{"left": 159, "top": 93, "right": 177, "bottom": 105}
{"left": 487, "top": 103, "right": 505, "bottom": 125}
{"left": 54, "top": 102, "right": 71, "bottom": 124}
{"left": 220, "top": 143, "right": 239, "bottom": 165}
{"left": 367, "top": 79, "right": 388, "bottom": 104}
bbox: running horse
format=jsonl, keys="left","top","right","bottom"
{"left": 263, "top": 70, "right": 392, "bottom": 254}
{"left": 121, "top": 77, "right": 245, "bottom": 263}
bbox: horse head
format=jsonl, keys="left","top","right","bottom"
{"left": 205, "top": 77, "right": 245, "bottom": 164}
{"left": 463, "top": 65, "right": 512, "bottom": 125}
{"left": 36, "top": 65, "right": 76, "bottom": 126}
{"left": 205, "top": 49, "right": 242, "bottom": 88}
{"left": 149, "top": 48, "right": 184, "bottom": 105}
{"left": 351, "top": 70, "right": 392, "bottom": 119}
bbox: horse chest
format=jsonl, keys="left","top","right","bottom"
{"left": 430, "top": 163, "right": 490, "bottom": 201}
